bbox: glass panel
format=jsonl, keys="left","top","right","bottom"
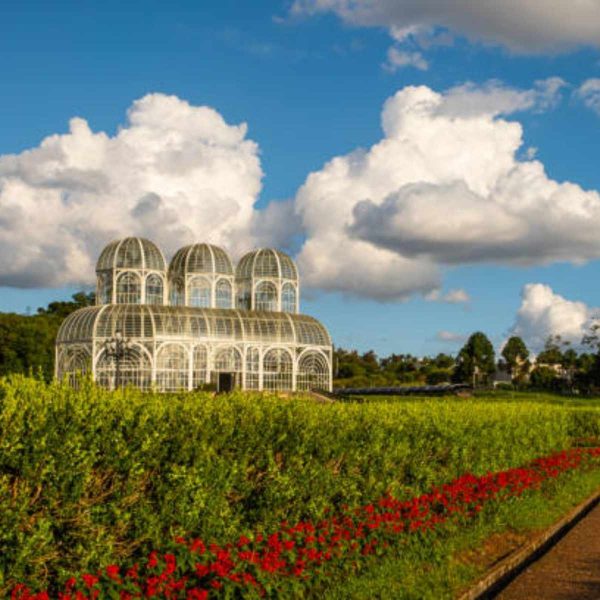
{"left": 169, "top": 278, "right": 185, "bottom": 306}
{"left": 281, "top": 283, "right": 296, "bottom": 313}
{"left": 263, "top": 348, "right": 293, "bottom": 391}
{"left": 156, "top": 344, "right": 189, "bottom": 391}
{"left": 216, "top": 279, "right": 232, "bottom": 309}
{"left": 145, "top": 274, "right": 164, "bottom": 305}
{"left": 116, "top": 272, "right": 141, "bottom": 304}
{"left": 188, "top": 276, "right": 212, "bottom": 308}
{"left": 297, "top": 351, "right": 330, "bottom": 391}
{"left": 192, "top": 345, "right": 208, "bottom": 389}
{"left": 255, "top": 281, "right": 278, "bottom": 312}
{"left": 96, "top": 344, "right": 152, "bottom": 390}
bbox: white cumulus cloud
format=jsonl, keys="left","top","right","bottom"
{"left": 294, "top": 83, "right": 600, "bottom": 300}
{"left": 292, "top": 0, "right": 600, "bottom": 53}
{"left": 575, "top": 78, "right": 600, "bottom": 115}
{"left": 0, "top": 94, "right": 264, "bottom": 287}
{"left": 510, "top": 283, "right": 598, "bottom": 352}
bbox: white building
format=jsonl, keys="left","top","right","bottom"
{"left": 56, "top": 237, "right": 332, "bottom": 392}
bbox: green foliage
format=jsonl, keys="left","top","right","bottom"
{"left": 0, "top": 292, "right": 94, "bottom": 381}
{"left": 334, "top": 349, "right": 454, "bottom": 388}
{"left": 530, "top": 366, "right": 563, "bottom": 391}
{"left": 1, "top": 376, "right": 600, "bottom": 591}
{"left": 453, "top": 332, "right": 495, "bottom": 385}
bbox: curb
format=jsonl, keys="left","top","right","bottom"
{"left": 457, "top": 487, "right": 600, "bottom": 600}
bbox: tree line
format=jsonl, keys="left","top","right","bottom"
{"left": 335, "top": 331, "right": 600, "bottom": 393}
{"left": 0, "top": 292, "right": 95, "bottom": 381}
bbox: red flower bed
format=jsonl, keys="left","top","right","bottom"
{"left": 12, "top": 447, "right": 600, "bottom": 600}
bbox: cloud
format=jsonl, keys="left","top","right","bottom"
{"left": 425, "top": 288, "right": 470, "bottom": 304}
{"left": 510, "top": 283, "right": 598, "bottom": 352}
{"left": 438, "top": 78, "right": 566, "bottom": 117}
{"left": 294, "top": 83, "right": 600, "bottom": 299}
{"left": 383, "top": 47, "right": 428, "bottom": 71}
{"left": 436, "top": 330, "right": 466, "bottom": 343}
{"left": 0, "top": 94, "right": 264, "bottom": 287}
{"left": 575, "top": 78, "right": 600, "bottom": 115}
{"left": 292, "top": 0, "right": 600, "bottom": 54}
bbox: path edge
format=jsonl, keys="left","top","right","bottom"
{"left": 457, "top": 486, "right": 600, "bottom": 600}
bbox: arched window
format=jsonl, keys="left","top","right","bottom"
{"left": 169, "top": 278, "right": 185, "bottom": 306}
{"left": 213, "top": 347, "right": 242, "bottom": 372}
{"left": 156, "top": 344, "right": 189, "bottom": 392}
{"left": 297, "top": 351, "right": 330, "bottom": 392}
{"left": 145, "top": 274, "right": 164, "bottom": 305}
{"left": 96, "top": 344, "right": 152, "bottom": 390}
{"left": 245, "top": 347, "right": 260, "bottom": 390}
{"left": 255, "top": 281, "right": 278, "bottom": 312}
{"left": 281, "top": 283, "right": 297, "bottom": 313}
{"left": 216, "top": 279, "right": 233, "bottom": 309}
{"left": 188, "top": 276, "right": 212, "bottom": 308}
{"left": 116, "top": 272, "right": 141, "bottom": 304}
{"left": 58, "top": 346, "right": 91, "bottom": 388}
{"left": 263, "top": 348, "right": 293, "bottom": 390}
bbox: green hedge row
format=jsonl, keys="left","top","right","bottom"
{"left": 1, "top": 375, "right": 599, "bottom": 590}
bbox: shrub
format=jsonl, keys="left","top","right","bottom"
{"left": 1, "top": 375, "right": 599, "bottom": 591}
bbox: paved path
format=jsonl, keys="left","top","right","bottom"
{"left": 495, "top": 502, "right": 600, "bottom": 600}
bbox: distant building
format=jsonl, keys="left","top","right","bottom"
{"left": 56, "top": 238, "right": 332, "bottom": 392}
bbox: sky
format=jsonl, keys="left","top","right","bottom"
{"left": 1, "top": 0, "right": 600, "bottom": 356}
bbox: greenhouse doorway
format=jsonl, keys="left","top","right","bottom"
{"left": 217, "top": 372, "right": 235, "bottom": 393}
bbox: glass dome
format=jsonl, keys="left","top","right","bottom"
{"left": 168, "top": 243, "right": 233, "bottom": 278}
{"left": 235, "top": 249, "right": 299, "bottom": 313}
{"left": 96, "top": 237, "right": 166, "bottom": 272}
{"left": 168, "top": 244, "right": 234, "bottom": 309}
{"left": 236, "top": 248, "right": 298, "bottom": 282}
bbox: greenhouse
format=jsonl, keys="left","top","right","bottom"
{"left": 56, "top": 238, "right": 332, "bottom": 392}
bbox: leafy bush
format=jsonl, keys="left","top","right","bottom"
{"left": 1, "top": 375, "right": 599, "bottom": 591}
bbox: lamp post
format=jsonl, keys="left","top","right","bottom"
{"left": 103, "top": 330, "right": 131, "bottom": 389}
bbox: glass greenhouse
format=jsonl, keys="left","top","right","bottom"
{"left": 56, "top": 238, "right": 332, "bottom": 392}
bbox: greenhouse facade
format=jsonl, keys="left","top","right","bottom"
{"left": 56, "top": 238, "right": 332, "bottom": 392}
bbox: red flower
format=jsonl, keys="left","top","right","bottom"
{"left": 106, "top": 564, "right": 120, "bottom": 581}
{"left": 81, "top": 574, "right": 99, "bottom": 588}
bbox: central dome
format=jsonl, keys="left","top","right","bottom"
{"left": 168, "top": 243, "right": 234, "bottom": 309}
{"left": 96, "top": 237, "right": 166, "bottom": 272}
{"left": 168, "top": 243, "right": 233, "bottom": 278}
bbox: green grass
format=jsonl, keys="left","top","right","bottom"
{"left": 351, "top": 390, "right": 600, "bottom": 409}
{"left": 321, "top": 468, "right": 600, "bottom": 599}
{"left": 1, "top": 376, "right": 600, "bottom": 592}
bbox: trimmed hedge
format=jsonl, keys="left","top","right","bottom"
{"left": 1, "top": 375, "right": 599, "bottom": 590}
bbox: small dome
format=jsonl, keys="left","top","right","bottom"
{"left": 169, "top": 244, "right": 233, "bottom": 278}
{"left": 96, "top": 237, "right": 166, "bottom": 272}
{"left": 236, "top": 248, "right": 298, "bottom": 281}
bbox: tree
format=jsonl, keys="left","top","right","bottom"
{"left": 453, "top": 332, "right": 495, "bottom": 386}
{"left": 501, "top": 336, "right": 530, "bottom": 383}
{"left": 0, "top": 291, "right": 95, "bottom": 381}
{"left": 536, "top": 335, "right": 564, "bottom": 365}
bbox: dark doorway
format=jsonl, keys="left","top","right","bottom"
{"left": 217, "top": 372, "right": 235, "bottom": 393}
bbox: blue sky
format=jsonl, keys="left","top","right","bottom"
{"left": 1, "top": 0, "right": 600, "bottom": 356}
